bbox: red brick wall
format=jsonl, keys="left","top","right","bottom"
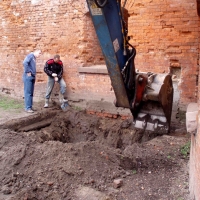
{"left": 0, "top": 0, "right": 106, "bottom": 101}
{"left": 125, "top": 0, "right": 199, "bottom": 107}
{"left": 0, "top": 0, "right": 199, "bottom": 109}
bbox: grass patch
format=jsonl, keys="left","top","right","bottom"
{"left": 177, "top": 197, "right": 184, "bottom": 200}
{"left": 180, "top": 141, "right": 190, "bottom": 158}
{"left": 73, "top": 106, "right": 83, "bottom": 111}
{"left": 0, "top": 96, "right": 23, "bottom": 110}
{"left": 167, "top": 155, "right": 171, "bottom": 159}
{"left": 132, "top": 169, "right": 137, "bottom": 174}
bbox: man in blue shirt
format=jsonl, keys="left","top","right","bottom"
{"left": 23, "top": 49, "right": 41, "bottom": 113}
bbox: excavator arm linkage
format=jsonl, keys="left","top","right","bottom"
{"left": 86, "top": 0, "right": 173, "bottom": 133}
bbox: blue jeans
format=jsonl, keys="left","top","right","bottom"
{"left": 23, "top": 73, "right": 35, "bottom": 110}
{"left": 45, "top": 76, "right": 66, "bottom": 99}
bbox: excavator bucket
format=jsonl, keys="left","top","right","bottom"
{"left": 132, "top": 73, "right": 173, "bottom": 133}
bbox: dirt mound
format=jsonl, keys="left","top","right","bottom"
{"left": 0, "top": 108, "right": 190, "bottom": 200}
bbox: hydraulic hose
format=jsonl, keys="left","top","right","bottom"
{"left": 94, "top": 0, "right": 108, "bottom": 8}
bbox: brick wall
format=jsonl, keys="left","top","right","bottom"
{"left": 0, "top": 0, "right": 106, "bottom": 101}
{"left": 125, "top": 0, "right": 199, "bottom": 108}
{"left": 0, "top": 0, "right": 199, "bottom": 109}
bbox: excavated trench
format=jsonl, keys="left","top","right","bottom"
{"left": 0, "top": 108, "right": 161, "bottom": 148}
{"left": 0, "top": 108, "right": 163, "bottom": 172}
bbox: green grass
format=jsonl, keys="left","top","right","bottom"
{"left": 167, "top": 155, "right": 171, "bottom": 159}
{"left": 0, "top": 96, "right": 23, "bottom": 110}
{"left": 132, "top": 169, "right": 137, "bottom": 174}
{"left": 73, "top": 106, "right": 83, "bottom": 111}
{"left": 180, "top": 141, "right": 190, "bottom": 158}
{"left": 177, "top": 197, "right": 184, "bottom": 200}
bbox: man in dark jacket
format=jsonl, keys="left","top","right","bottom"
{"left": 23, "top": 49, "right": 41, "bottom": 113}
{"left": 44, "top": 55, "right": 67, "bottom": 108}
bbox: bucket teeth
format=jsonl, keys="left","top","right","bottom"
{"left": 133, "top": 113, "right": 169, "bottom": 133}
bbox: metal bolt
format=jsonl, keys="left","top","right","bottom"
{"left": 139, "top": 77, "right": 143, "bottom": 82}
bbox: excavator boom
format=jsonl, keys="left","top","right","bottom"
{"left": 86, "top": 0, "right": 173, "bottom": 133}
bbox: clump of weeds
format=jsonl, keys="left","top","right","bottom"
{"left": 180, "top": 141, "right": 190, "bottom": 159}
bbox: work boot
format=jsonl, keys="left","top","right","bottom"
{"left": 44, "top": 99, "right": 49, "bottom": 108}
{"left": 26, "top": 109, "right": 34, "bottom": 113}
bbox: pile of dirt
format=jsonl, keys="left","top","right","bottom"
{"left": 0, "top": 108, "right": 190, "bottom": 200}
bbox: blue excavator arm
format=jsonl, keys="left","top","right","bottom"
{"left": 86, "top": 0, "right": 174, "bottom": 133}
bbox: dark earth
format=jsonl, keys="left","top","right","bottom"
{"left": 0, "top": 98, "right": 191, "bottom": 200}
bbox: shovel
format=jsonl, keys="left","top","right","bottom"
{"left": 59, "top": 92, "right": 69, "bottom": 111}
{"left": 60, "top": 100, "right": 69, "bottom": 111}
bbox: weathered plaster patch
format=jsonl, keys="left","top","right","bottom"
{"left": 1, "top": 19, "right": 6, "bottom": 27}
{"left": 13, "top": 11, "right": 20, "bottom": 17}
{"left": 11, "top": 0, "right": 24, "bottom": 5}
{"left": 31, "top": 0, "right": 42, "bottom": 5}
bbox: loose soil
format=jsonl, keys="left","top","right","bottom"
{"left": 0, "top": 99, "right": 191, "bottom": 200}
